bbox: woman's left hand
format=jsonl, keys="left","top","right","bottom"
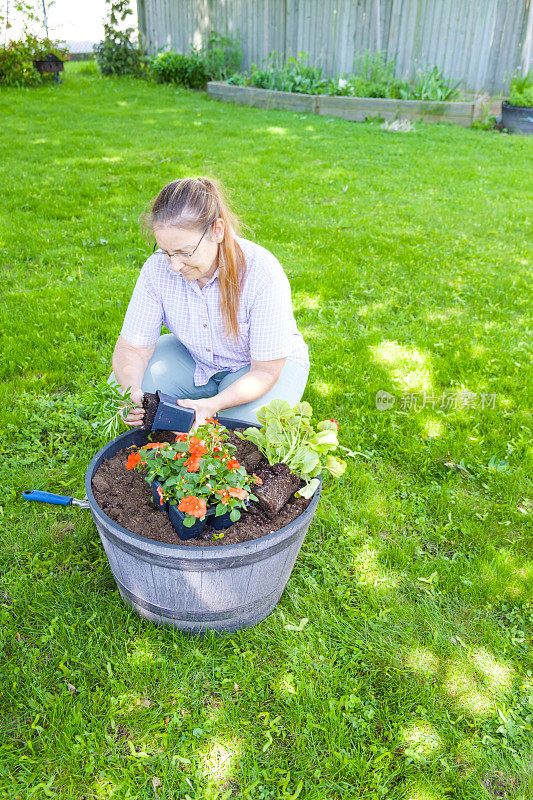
{"left": 176, "top": 398, "right": 220, "bottom": 430}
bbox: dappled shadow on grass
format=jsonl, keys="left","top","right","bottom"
{"left": 283, "top": 550, "right": 532, "bottom": 797}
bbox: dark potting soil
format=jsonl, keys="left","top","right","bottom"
{"left": 252, "top": 462, "right": 303, "bottom": 517}
{"left": 141, "top": 392, "right": 159, "bottom": 432}
{"left": 91, "top": 429, "right": 312, "bottom": 547}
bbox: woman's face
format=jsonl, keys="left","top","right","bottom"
{"left": 153, "top": 218, "right": 224, "bottom": 282}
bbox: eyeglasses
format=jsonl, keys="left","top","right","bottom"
{"left": 152, "top": 225, "right": 210, "bottom": 261}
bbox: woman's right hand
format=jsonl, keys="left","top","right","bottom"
{"left": 122, "top": 387, "right": 145, "bottom": 427}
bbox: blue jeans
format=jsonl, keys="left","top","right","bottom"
{"left": 110, "top": 334, "right": 310, "bottom": 425}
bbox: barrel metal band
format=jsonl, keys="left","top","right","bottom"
{"left": 97, "top": 518, "right": 309, "bottom": 571}
{"left": 116, "top": 578, "right": 282, "bottom": 622}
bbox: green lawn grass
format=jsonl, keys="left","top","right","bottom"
{"left": 0, "top": 62, "right": 532, "bottom": 800}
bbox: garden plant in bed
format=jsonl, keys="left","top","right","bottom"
{"left": 91, "top": 399, "right": 347, "bottom": 547}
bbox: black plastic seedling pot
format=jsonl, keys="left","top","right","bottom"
{"left": 168, "top": 502, "right": 210, "bottom": 539}
{"left": 151, "top": 480, "right": 168, "bottom": 511}
{"left": 209, "top": 508, "right": 236, "bottom": 531}
{"left": 154, "top": 481, "right": 239, "bottom": 538}
{"left": 143, "top": 391, "right": 195, "bottom": 432}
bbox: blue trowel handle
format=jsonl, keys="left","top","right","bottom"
{"left": 23, "top": 490, "right": 72, "bottom": 506}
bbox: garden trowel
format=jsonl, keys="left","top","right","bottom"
{"left": 23, "top": 491, "right": 90, "bottom": 508}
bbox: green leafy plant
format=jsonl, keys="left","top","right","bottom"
{"left": 0, "top": 38, "right": 39, "bottom": 86}
{"left": 408, "top": 65, "right": 461, "bottom": 101}
{"left": 198, "top": 30, "right": 242, "bottom": 81}
{"left": 508, "top": 67, "right": 533, "bottom": 106}
{"left": 148, "top": 30, "right": 240, "bottom": 88}
{"left": 355, "top": 49, "right": 396, "bottom": 84}
{"left": 148, "top": 48, "right": 207, "bottom": 88}
{"left": 81, "top": 381, "right": 135, "bottom": 440}
{"left": 236, "top": 400, "right": 347, "bottom": 499}
{"left": 229, "top": 52, "right": 328, "bottom": 95}
{"left": 228, "top": 48, "right": 461, "bottom": 102}
{"left": 93, "top": 0, "right": 146, "bottom": 77}
{"left": 127, "top": 420, "right": 260, "bottom": 528}
{"left": 25, "top": 32, "right": 70, "bottom": 61}
{"left": 0, "top": 33, "right": 69, "bottom": 87}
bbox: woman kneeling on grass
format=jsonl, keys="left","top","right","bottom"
{"left": 111, "top": 177, "right": 310, "bottom": 429}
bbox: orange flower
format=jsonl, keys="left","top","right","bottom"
{"left": 205, "top": 417, "right": 220, "bottom": 425}
{"left": 173, "top": 452, "right": 186, "bottom": 461}
{"left": 252, "top": 473, "right": 263, "bottom": 485}
{"left": 185, "top": 454, "right": 202, "bottom": 472}
{"left": 226, "top": 458, "right": 240, "bottom": 471}
{"left": 215, "top": 488, "right": 231, "bottom": 505}
{"left": 178, "top": 495, "right": 207, "bottom": 518}
{"left": 174, "top": 433, "right": 188, "bottom": 442}
{"left": 156, "top": 486, "right": 164, "bottom": 506}
{"left": 188, "top": 436, "right": 208, "bottom": 456}
{"left": 141, "top": 442, "right": 167, "bottom": 450}
{"left": 126, "top": 451, "right": 141, "bottom": 469}
{"left": 228, "top": 487, "right": 248, "bottom": 500}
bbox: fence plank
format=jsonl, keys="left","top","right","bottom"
{"left": 498, "top": 0, "right": 522, "bottom": 92}
{"left": 138, "top": 0, "right": 528, "bottom": 93}
{"left": 471, "top": 0, "right": 498, "bottom": 92}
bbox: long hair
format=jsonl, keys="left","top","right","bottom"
{"left": 139, "top": 177, "right": 247, "bottom": 341}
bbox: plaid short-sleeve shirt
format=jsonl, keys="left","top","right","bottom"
{"left": 120, "top": 235, "right": 310, "bottom": 386}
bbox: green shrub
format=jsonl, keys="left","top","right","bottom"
{"left": 199, "top": 30, "right": 242, "bottom": 81}
{"left": 508, "top": 68, "right": 533, "bottom": 106}
{"left": 94, "top": 0, "right": 147, "bottom": 77}
{"left": 148, "top": 30, "right": 241, "bottom": 87}
{"left": 0, "top": 39, "right": 40, "bottom": 87}
{"left": 0, "top": 34, "right": 70, "bottom": 88}
{"left": 93, "top": 32, "right": 146, "bottom": 77}
{"left": 149, "top": 49, "right": 207, "bottom": 88}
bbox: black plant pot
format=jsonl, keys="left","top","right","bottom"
{"left": 152, "top": 479, "right": 244, "bottom": 535}
{"left": 501, "top": 101, "right": 533, "bottom": 135}
{"left": 151, "top": 480, "right": 168, "bottom": 511}
{"left": 168, "top": 502, "right": 209, "bottom": 540}
{"left": 209, "top": 508, "right": 236, "bottom": 531}
{"left": 210, "top": 501, "right": 250, "bottom": 531}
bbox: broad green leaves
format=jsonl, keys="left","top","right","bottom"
{"left": 325, "top": 455, "right": 347, "bottom": 477}
{"left": 238, "top": 400, "right": 347, "bottom": 497}
{"left": 295, "top": 478, "right": 320, "bottom": 499}
{"left": 293, "top": 401, "right": 313, "bottom": 417}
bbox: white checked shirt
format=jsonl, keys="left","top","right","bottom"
{"left": 120, "top": 235, "right": 310, "bottom": 386}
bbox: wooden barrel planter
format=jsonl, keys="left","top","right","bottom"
{"left": 85, "top": 420, "right": 322, "bottom": 635}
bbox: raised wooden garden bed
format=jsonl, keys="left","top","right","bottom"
{"left": 207, "top": 81, "right": 501, "bottom": 128}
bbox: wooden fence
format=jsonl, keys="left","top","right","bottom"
{"left": 136, "top": 0, "right": 533, "bottom": 95}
